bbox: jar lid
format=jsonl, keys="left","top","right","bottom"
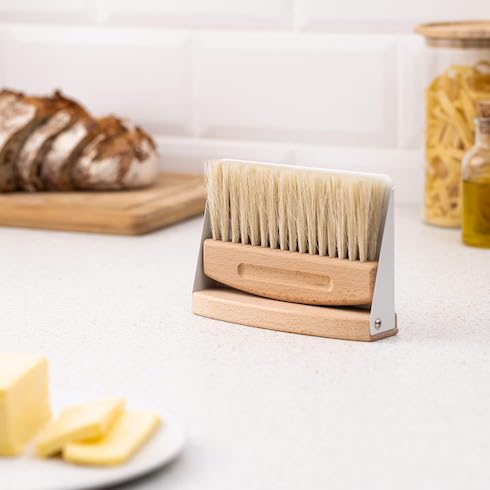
{"left": 416, "top": 21, "right": 490, "bottom": 48}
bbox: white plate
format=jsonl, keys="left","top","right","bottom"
{"left": 1, "top": 413, "right": 186, "bottom": 490}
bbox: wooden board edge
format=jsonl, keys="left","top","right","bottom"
{"left": 0, "top": 173, "right": 206, "bottom": 235}
{"left": 369, "top": 327, "right": 398, "bottom": 341}
{"left": 0, "top": 209, "right": 138, "bottom": 235}
{"left": 192, "top": 288, "right": 397, "bottom": 342}
{"left": 127, "top": 186, "right": 206, "bottom": 235}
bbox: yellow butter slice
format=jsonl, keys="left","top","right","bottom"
{"left": 36, "top": 398, "right": 125, "bottom": 457}
{"left": 63, "top": 410, "right": 160, "bottom": 466}
{"left": 0, "top": 354, "right": 51, "bottom": 456}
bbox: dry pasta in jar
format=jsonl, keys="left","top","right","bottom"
{"left": 417, "top": 21, "right": 490, "bottom": 227}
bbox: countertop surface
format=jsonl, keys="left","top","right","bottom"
{"left": 1, "top": 206, "right": 490, "bottom": 490}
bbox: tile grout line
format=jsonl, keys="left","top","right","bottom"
{"left": 395, "top": 35, "right": 403, "bottom": 149}
{"left": 189, "top": 31, "right": 200, "bottom": 139}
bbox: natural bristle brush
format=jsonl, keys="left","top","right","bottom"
{"left": 193, "top": 159, "right": 397, "bottom": 342}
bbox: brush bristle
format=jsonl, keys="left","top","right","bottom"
{"left": 205, "top": 159, "right": 390, "bottom": 262}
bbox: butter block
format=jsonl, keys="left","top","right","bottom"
{"left": 63, "top": 411, "right": 160, "bottom": 466}
{"left": 0, "top": 354, "right": 51, "bottom": 456}
{"left": 36, "top": 398, "right": 125, "bottom": 457}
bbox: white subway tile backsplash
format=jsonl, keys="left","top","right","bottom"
{"left": 0, "top": 0, "right": 95, "bottom": 24}
{"left": 195, "top": 32, "right": 398, "bottom": 147}
{"left": 294, "top": 145, "right": 424, "bottom": 204}
{"left": 97, "top": 0, "right": 292, "bottom": 29}
{"left": 397, "top": 35, "right": 426, "bottom": 149}
{"left": 296, "top": 0, "right": 490, "bottom": 33}
{"left": 154, "top": 136, "right": 423, "bottom": 204}
{"left": 155, "top": 136, "right": 294, "bottom": 174}
{"left": 0, "top": 25, "right": 192, "bottom": 135}
{"left": 1, "top": 0, "right": 478, "bottom": 204}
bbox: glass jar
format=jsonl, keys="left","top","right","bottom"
{"left": 416, "top": 21, "right": 490, "bottom": 227}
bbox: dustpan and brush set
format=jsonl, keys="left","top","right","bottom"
{"left": 193, "top": 159, "right": 397, "bottom": 342}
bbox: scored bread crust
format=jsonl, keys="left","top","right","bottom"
{"left": 71, "top": 116, "right": 159, "bottom": 190}
{"left": 0, "top": 90, "right": 158, "bottom": 192}
{"left": 16, "top": 91, "right": 89, "bottom": 191}
{"left": 40, "top": 96, "right": 98, "bottom": 191}
{"left": 0, "top": 90, "right": 54, "bottom": 191}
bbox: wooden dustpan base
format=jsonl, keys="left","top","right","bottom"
{"left": 192, "top": 288, "right": 398, "bottom": 342}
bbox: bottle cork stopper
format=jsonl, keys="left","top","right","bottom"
{"left": 476, "top": 100, "right": 490, "bottom": 118}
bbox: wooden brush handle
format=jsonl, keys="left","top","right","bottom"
{"left": 203, "top": 239, "right": 377, "bottom": 306}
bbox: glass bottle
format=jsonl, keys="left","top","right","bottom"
{"left": 462, "top": 100, "right": 490, "bottom": 248}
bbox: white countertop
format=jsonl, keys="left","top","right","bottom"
{"left": 2, "top": 206, "right": 490, "bottom": 490}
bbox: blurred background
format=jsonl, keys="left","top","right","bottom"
{"left": 0, "top": 0, "right": 487, "bottom": 205}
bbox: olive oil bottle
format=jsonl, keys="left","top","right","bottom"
{"left": 462, "top": 100, "right": 490, "bottom": 248}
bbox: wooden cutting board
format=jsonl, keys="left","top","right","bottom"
{"left": 0, "top": 172, "right": 206, "bottom": 235}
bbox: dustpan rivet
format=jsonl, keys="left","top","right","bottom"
{"left": 375, "top": 318, "right": 382, "bottom": 329}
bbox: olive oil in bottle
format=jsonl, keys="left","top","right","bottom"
{"left": 462, "top": 100, "right": 490, "bottom": 248}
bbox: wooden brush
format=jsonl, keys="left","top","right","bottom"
{"left": 193, "top": 158, "right": 397, "bottom": 341}
{"left": 202, "top": 159, "right": 391, "bottom": 306}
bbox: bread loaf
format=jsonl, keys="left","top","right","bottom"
{"left": 40, "top": 107, "right": 98, "bottom": 191}
{"left": 72, "top": 116, "right": 158, "bottom": 190}
{"left": 16, "top": 92, "right": 87, "bottom": 191}
{"left": 0, "top": 89, "right": 159, "bottom": 192}
{"left": 0, "top": 90, "right": 53, "bottom": 191}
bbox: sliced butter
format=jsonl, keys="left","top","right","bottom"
{"left": 36, "top": 398, "right": 125, "bottom": 457}
{"left": 63, "top": 410, "right": 160, "bottom": 466}
{"left": 0, "top": 354, "right": 51, "bottom": 456}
